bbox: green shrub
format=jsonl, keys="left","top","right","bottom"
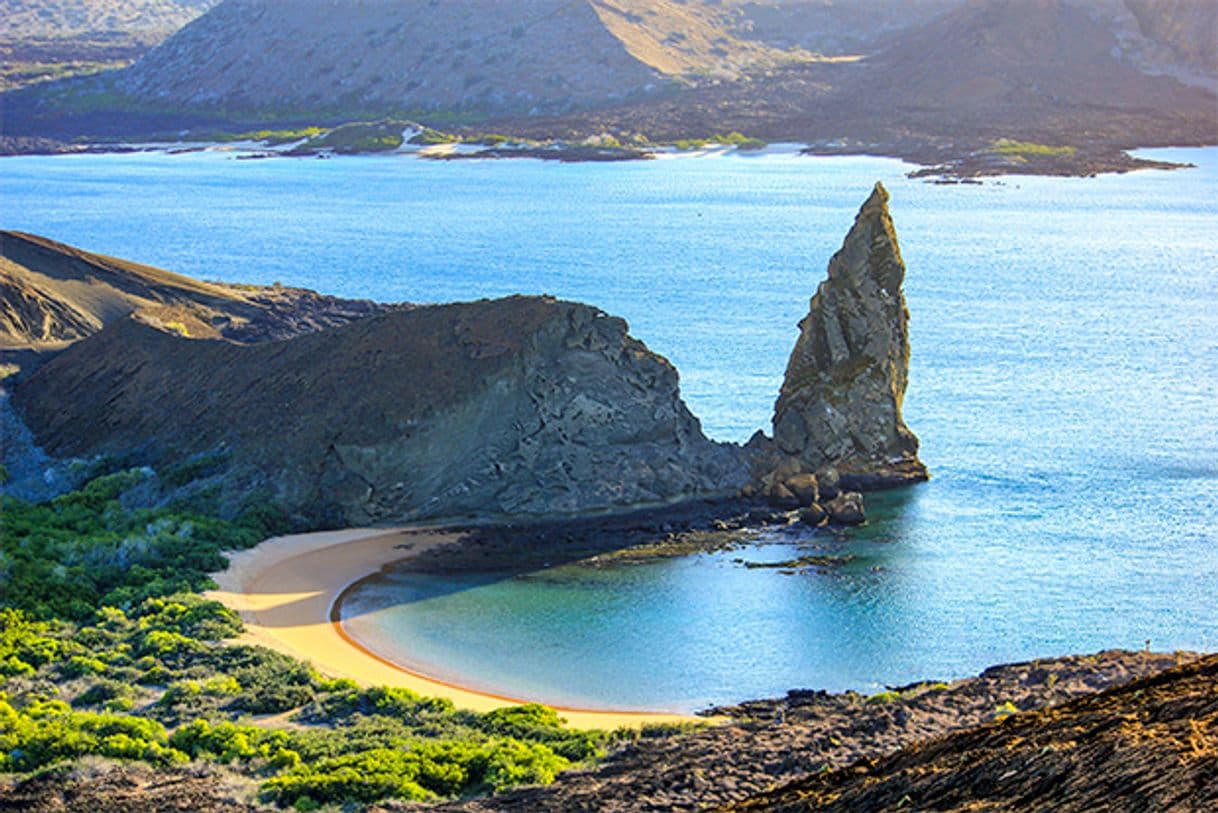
{"left": 0, "top": 696, "right": 186, "bottom": 772}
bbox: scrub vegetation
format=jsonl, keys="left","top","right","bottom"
{"left": 0, "top": 469, "right": 617, "bottom": 807}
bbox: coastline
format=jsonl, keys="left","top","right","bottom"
{"left": 206, "top": 527, "right": 696, "bottom": 729}
{"left": 2, "top": 136, "right": 1205, "bottom": 179}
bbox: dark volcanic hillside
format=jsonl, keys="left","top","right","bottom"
{"left": 13, "top": 297, "right": 747, "bottom": 524}
{"left": 111, "top": 0, "right": 790, "bottom": 116}
{"left": 0, "top": 230, "right": 392, "bottom": 347}
{"left": 726, "top": 653, "right": 1218, "bottom": 812}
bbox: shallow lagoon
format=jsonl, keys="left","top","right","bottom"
{"left": 4, "top": 147, "right": 1217, "bottom": 710}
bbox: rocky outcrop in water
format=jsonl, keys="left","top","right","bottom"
{"left": 769, "top": 182, "right": 928, "bottom": 493}
{"left": 12, "top": 296, "right": 747, "bottom": 525}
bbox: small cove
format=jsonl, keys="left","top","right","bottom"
{"left": 4, "top": 147, "right": 1217, "bottom": 710}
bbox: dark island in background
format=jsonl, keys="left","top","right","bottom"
{"left": 1, "top": 0, "right": 1215, "bottom": 178}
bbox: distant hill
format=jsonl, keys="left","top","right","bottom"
{"left": 723, "top": 0, "right": 965, "bottom": 55}
{"left": 725, "top": 0, "right": 1217, "bottom": 89}
{"left": 112, "top": 0, "right": 795, "bottom": 116}
{"left": 500, "top": 0, "right": 1216, "bottom": 174}
{"left": 0, "top": 0, "right": 215, "bottom": 41}
{"left": 0, "top": 0, "right": 1213, "bottom": 173}
{"left": 0, "top": 0, "right": 218, "bottom": 90}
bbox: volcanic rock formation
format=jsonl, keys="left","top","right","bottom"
{"left": 770, "top": 182, "right": 928, "bottom": 491}
{"left": 12, "top": 295, "right": 747, "bottom": 525}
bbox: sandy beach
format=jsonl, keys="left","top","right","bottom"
{"left": 206, "top": 527, "right": 694, "bottom": 729}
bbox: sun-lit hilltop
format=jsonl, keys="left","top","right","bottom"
{"left": 113, "top": 0, "right": 794, "bottom": 115}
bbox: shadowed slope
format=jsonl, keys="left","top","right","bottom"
{"left": 13, "top": 296, "right": 746, "bottom": 524}
{"left": 725, "top": 653, "right": 1218, "bottom": 812}
{"left": 0, "top": 230, "right": 392, "bottom": 347}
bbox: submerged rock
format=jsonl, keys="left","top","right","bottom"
{"left": 771, "top": 182, "right": 928, "bottom": 489}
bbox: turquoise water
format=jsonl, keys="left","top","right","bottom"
{"left": 4, "top": 147, "right": 1217, "bottom": 710}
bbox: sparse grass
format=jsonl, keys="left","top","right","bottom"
{"left": 211, "top": 127, "right": 326, "bottom": 145}
{"left": 408, "top": 127, "right": 460, "bottom": 145}
{"left": 671, "top": 132, "right": 766, "bottom": 151}
{"left": 867, "top": 690, "right": 901, "bottom": 705}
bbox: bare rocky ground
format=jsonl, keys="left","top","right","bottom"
{"left": 725, "top": 652, "right": 1218, "bottom": 812}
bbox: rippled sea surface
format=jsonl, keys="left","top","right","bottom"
{"left": 4, "top": 147, "right": 1216, "bottom": 710}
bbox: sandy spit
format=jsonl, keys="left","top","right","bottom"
{"left": 206, "top": 527, "right": 695, "bottom": 729}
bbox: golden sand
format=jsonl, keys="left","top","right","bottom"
{"left": 206, "top": 527, "right": 695, "bottom": 729}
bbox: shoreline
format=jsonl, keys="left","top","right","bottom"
{"left": 3, "top": 136, "right": 1208, "bottom": 180}
{"left": 206, "top": 527, "right": 696, "bottom": 729}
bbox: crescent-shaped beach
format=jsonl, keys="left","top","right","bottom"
{"left": 206, "top": 528, "right": 695, "bottom": 730}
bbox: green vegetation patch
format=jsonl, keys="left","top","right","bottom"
{"left": 672, "top": 132, "right": 767, "bottom": 151}
{"left": 296, "top": 120, "right": 410, "bottom": 153}
{"left": 0, "top": 472, "right": 634, "bottom": 807}
{"left": 990, "top": 139, "right": 1077, "bottom": 159}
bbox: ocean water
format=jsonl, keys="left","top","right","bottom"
{"left": 4, "top": 147, "right": 1217, "bottom": 710}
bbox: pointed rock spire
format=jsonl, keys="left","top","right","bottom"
{"left": 771, "top": 182, "right": 928, "bottom": 489}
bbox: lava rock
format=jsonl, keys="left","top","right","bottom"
{"left": 825, "top": 491, "right": 866, "bottom": 525}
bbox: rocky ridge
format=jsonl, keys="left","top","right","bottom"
{"left": 12, "top": 296, "right": 747, "bottom": 525}
{"left": 424, "top": 650, "right": 1205, "bottom": 812}
{"left": 725, "top": 651, "right": 1218, "bottom": 812}
{"left": 0, "top": 230, "right": 395, "bottom": 347}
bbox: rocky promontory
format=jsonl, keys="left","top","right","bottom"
{"left": 12, "top": 295, "right": 748, "bottom": 526}
{"left": 4, "top": 184, "right": 934, "bottom": 529}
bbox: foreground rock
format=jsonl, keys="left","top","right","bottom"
{"left": 727, "top": 653, "right": 1218, "bottom": 812}
{"left": 424, "top": 650, "right": 1203, "bottom": 812}
{"left": 13, "top": 296, "right": 747, "bottom": 525}
{"left": 770, "top": 182, "right": 928, "bottom": 492}
{"left": 0, "top": 651, "right": 1202, "bottom": 813}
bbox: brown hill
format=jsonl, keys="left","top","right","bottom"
{"left": 12, "top": 295, "right": 747, "bottom": 524}
{"left": 112, "top": 0, "right": 793, "bottom": 116}
{"left": 502, "top": 0, "right": 1216, "bottom": 174}
{"left": 0, "top": 230, "right": 391, "bottom": 347}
